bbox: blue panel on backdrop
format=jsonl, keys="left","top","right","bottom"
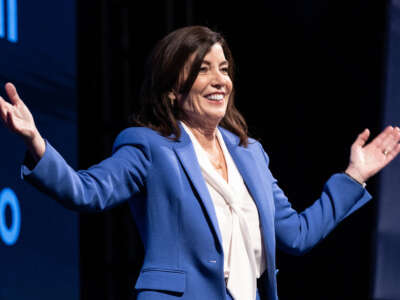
{"left": 0, "top": 0, "right": 78, "bottom": 299}
{"left": 0, "top": 0, "right": 4, "bottom": 38}
{"left": 0, "top": 188, "right": 21, "bottom": 246}
{"left": 7, "top": 0, "right": 18, "bottom": 43}
{"left": 373, "top": 0, "right": 400, "bottom": 299}
{"left": 0, "top": 0, "right": 18, "bottom": 42}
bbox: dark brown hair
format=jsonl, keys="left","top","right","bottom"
{"left": 133, "top": 26, "right": 249, "bottom": 146}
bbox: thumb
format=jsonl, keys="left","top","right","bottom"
{"left": 5, "top": 82, "right": 22, "bottom": 105}
{"left": 353, "top": 128, "right": 370, "bottom": 148}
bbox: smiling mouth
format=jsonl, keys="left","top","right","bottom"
{"left": 204, "top": 94, "right": 225, "bottom": 102}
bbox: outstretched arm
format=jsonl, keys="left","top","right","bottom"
{"left": 272, "top": 127, "right": 400, "bottom": 255}
{"left": 1, "top": 83, "right": 151, "bottom": 211}
{"left": 21, "top": 137, "right": 151, "bottom": 212}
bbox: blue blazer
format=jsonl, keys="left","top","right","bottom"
{"left": 22, "top": 125, "right": 371, "bottom": 300}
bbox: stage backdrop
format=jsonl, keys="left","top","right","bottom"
{"left": 373, "top": 0, "right": 400, "bottom": 299}
{"left": 0, "top": 0, "right": 79, "bottom": 299}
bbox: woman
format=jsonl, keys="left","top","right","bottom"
{"left": 0, "top": 26, "right": 399, "bottom": 300}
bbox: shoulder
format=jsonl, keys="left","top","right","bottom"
{"left": 112, "top": 126, "right": 173, "bottom": 153}
{"left": 219, "top": 126, "right": 269, "bottom": 159}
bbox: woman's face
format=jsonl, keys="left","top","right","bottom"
{"left": 177, "top": 43, "right": 232, "bottom": 127}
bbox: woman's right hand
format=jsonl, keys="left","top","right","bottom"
{"left": 0, "top": 82, "right": 45, "bottom": 162}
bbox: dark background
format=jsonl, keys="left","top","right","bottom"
{"left": 78, "top": 0, "right": 391, "bottom": 299}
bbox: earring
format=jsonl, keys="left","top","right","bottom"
{"left": 168, "top": 92, "right": 176, "bottom": 105}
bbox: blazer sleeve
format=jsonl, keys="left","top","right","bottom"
{"left": 21, "top": 128, "right": 152, "bottom": 212}
{"left": 258, "top": 144, "right": 372, "bottom": 255}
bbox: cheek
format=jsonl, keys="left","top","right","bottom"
{"left": 178, "top": 94, "right": 201, "bottom": 113}
{"left": 186, "top": 83, "right": 207, "bottom": 108}
{"left": 227, "top": 79, "right": 233, "bottom": 94}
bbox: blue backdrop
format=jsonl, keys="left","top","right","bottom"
{"left": 373, "top": 0, "right": 400, "bottom": 299}
{"left": 0, "top": 0, "right": 79, "bottom": 299}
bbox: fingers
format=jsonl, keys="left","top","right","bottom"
{"left": 381, "top": 143, "right": 400, "bottom": 169}
{"left": 353, "top": 128, "right": 370, "bottom": 147}
{"left": 5, "top": 82, "right": 22, "bottom": 105}
{"left": 381, "top": 126, "right": 400, "bottom": 156}
{"left": 371, "top": 126, "right": 395, "bottom": 148}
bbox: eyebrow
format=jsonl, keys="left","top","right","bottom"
{"left": 202, "top": 60, "right": 229, "bottom": 67}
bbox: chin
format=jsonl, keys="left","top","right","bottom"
{"left": 206, "top": 112, "right": 226, "bottom": 124}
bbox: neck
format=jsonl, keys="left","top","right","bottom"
{"left": 182, "top": 119, "right": 219, "bottom": 152}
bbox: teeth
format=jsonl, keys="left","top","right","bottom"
{"left": 206, "top": 94, "right": 224, "bottom": 101}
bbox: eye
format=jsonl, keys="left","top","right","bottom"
{"left": 199, "top": 65, "right": 208, "bottom": 72}
{"left": 221, "top": 67, "right": 229, "bottom": 74}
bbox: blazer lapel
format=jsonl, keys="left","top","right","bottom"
{"left": 173, "top": 128, "right": 224, "bottom": 251}
{"left": 220, "top": 129, "right": 276, "bottom": 271}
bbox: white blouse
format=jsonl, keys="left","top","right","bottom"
{"left": 181, "top": 123, "right": 266, "bottom": 300}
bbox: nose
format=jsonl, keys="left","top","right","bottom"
{"left": 211, "top": 69, "right": 228, "bottom": 88}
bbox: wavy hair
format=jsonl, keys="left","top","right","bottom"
{"left": 133, "top": 26, "right": 249, "bottom": 146}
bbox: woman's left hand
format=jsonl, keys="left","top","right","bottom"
{"left": 345, "top": 126, "right": 400, "bottom": 184}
